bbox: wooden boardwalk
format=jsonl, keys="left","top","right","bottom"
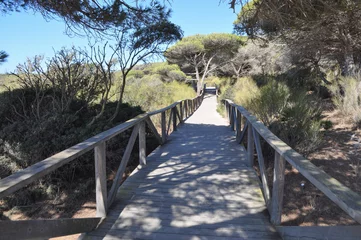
{"left": 82, "top": 95, "right": 281, "bottom": 240}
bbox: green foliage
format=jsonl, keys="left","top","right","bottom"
{"left": 327, "top": 75, "right": 361, "bottom": 126}
{"left": 124, "top": 77, "right": 195, "bottom": 112}
{"left": 222, "top": 75, "right": 322, "bottom": 154}
{"left": 251, "top": 80, "right": 290, "bottom": 126}
{"left": 220, "top": 76, "right": 260, "bottom": 110}
{"left": 321, "top": 120, "right": 333, "bottom": 130}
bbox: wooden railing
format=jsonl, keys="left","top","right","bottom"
{"left": 0, "top": 92, "right": 205, "bottom": 240}
{"left": 223, "top": 99, "right": 361, "bottom": 226}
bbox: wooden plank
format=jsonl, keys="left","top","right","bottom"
{"left": 276, "top": 226, "right": 361, "bottom": 240}
{"left": 139, "top": 121, "right": 146, "bottom": 166}
{"left": 237, "top": 118, "right": 248, "bottom": 143}
{"left": 225, "top": 99, "right": 361, "bottom": 224}
{"left": 184, "top": 100, "right": 188, "bottom": 118}
{"left": 145, "top": 117, "right": 162, "bottom": 145}
{"left": 247, "top": 123, "right": 254, "bottom": 167}
{"left": 172, "top": 107, "right": 177, "bottom": 131}
{"left": 179, "top": 102, "right": 184, "bottom": 122}
{"left": 0, "top": 113, "right": 147, "bottom": 199}
{"left": 0, "top": 218, "right": 101, "bottom": 240}
{"left": 176, "top": 106, "right": 182, "bottom": 123}
{"left": 161, "top": 111, "right": 166, "bottom": 144}
{"left": 95, "top": 142, "right": 107, "bottom": 217}
{"left": 167, "top": 109, "right": 173, "bottom": 136}
{"left": 236, "top": 109, "right": 242, "bottom": 139}
{"left": 107, "top": 124, "right": 140, "bottom": 207}
{"left": 271, "top": 151, "right": 285, "bottom": 225}
{"left": 252, "top": 128, "right": 271, "bottom": 209}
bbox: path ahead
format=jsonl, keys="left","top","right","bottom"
{"left": 83, "top": 95, "right": 281, "bottom": 240}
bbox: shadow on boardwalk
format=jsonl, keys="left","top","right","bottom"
{"left": 82, "top": 95, "right": 280, "bottom": 240}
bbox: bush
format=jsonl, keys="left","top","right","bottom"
{"left": 327, "top": 74, "right": 361, "bottom": 126}
{"left": 251, "top": 80, "right": 290, "bottom": 126}
{"left": 220, "top": 76, "right": 260, "bottom": 109}
{"left": 220, "top": 75, "right": 322, "bottom": 154}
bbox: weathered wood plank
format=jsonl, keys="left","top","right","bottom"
{"left": 0, "top": 218, "right": 101, "bottom": 240}
{"left": 107, "top": 124, "right": 140, "bottom": 207}
{"left": 271, "top": 151, "right": 285, "bottom": 225}
{"left": 276, "top": 226, "right": 361, "bottom": 240}
{"left": 172, "top": 107, "right": 177, "bottom": 131}
{"left": 179, "top": 102, "right": 184, "bottom": 122}
{"left": 253, "top": 128, "right": 271, "bottom": 209}
{"left": 145, "top": 117, "right": 162, "bottom": 145}
{"left": 95, "top": 142, "right": 107, "bottom": 217}
{"left": 161, "top": 111, "right": 166, "bottom": 144}
{"left": 247, "top": 123, "right": 254, "bottom": 167}
{"left": 166, "top": 109, "right": 173, "bottom": 136}
{"left": 139, "top": 122, "right": 146, "bottom": 166}
{"left": 237, "top": 121, "right": 248, "bottom": 144}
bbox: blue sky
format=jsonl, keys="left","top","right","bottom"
{"left": 0, "top": 1, "right": 239, "bottom": 73}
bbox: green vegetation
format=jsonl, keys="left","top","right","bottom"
{"left": 0, "top": 47, "right": 194, "bottom": 213}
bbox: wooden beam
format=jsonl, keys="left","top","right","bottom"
{"left": 161, "top": 111, "right": 167, "bottom": 144}
{"left": 180, "top": 102, "right": 184, "bottom": 122}
{"left": 145, "top": 117, "right": 162, "bottom": 145}
{"left": 0, "top": 218, "right": 102, "bottom": 240}
{"left": 166, "top": 109, "right": 173, "bottom": 136}
{"left": 276, "top": 226, "right": 361, "bottom": 240}
{"left": 271, "top": 151, "right": 286, "bottom": 225}
{"left": 139, "top": 121, "right": 146, "bottom": 166}
{"left": 237, "top": 121, "right": 248, "bottom": 144}
{"left": 173, "top": 107, "right": 177, "bottom": 131}
{"left": 252, "top": 128, "right": 271, "bottom": 208}
{"left": 94, "top": 142, "right": 107, "bottom": 217}
{"left": 107, "top": 124, "right": 140, "bottom": 207}
{"left": 247, "top": 124, "right": 254, "bottom": 167}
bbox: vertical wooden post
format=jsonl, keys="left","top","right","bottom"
{"left": 225, "top": 102, "right": 229, "bottom": 122}
{"left": 173, "top": 107, "right": 177, "bottom": 131}
{"left": 95, "top": 142, "right": 107, "bottom": 217}
{"left": 247, "top": 123, "right": 254, "bottom": 167}
{"left": 230, "top": 106, "right": 235, "bottom": 131}
{"left": 271, "top": 152, "right": 286, "bottom": 225}
{"left": 184, "top": 101, "right": 188, "bottom": 118}
{"left": 236, "top": 109, "right": 242, "bottom": 138}
{"left": 139, "top": 121, "right": 146, "bottom": 166}
{"left": 161, "top": 111, "right": 166, "bottom": 144}
{"left": 180, "top": 102, "right": 184, "bottom": 122}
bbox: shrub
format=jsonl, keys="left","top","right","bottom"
{"left": 327, "top": 75, "right": 361, "bottom": 126}
{"left": 220, "top": 76, "right": 260, "bottom": 109}
{"left": 251, "top": 80, "right": 290, "bottom": 126}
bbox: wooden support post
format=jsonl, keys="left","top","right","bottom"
{"left": 161, "top": 111, "right": 166, "bottom": 144}
{"left": 180, "top": 102, "right": 184, "bottom": 122}
{"left": 253, "top": 128, "right": 271, "bottom": 207}
{"left": 271, "top": 151, "right": 286, "bottom": 225}
{"left": 230, "top": 106, "right": 235, "bottom": 131}
{"left": 94, "top": 142, "right": 107, "bottom": 217}
{"left": 173, "top": 107, "right": 177, "bottom": 131}
{"left": 236, "top": 110, "right": 242, "bottom": 139}
{"left": 107, "top": 124, "right": 140, "bottom": 207}
{"left": 139, "top": 121, "right": 146, "bottom": 166}
{"left": 225, "top": 102, "right": 229, "bottom": 122}
{"left": 184, "top": 101, "right": 188, "bottom": 118}
{"left": 247, "top": 123, "right": 254, "bottom": 167}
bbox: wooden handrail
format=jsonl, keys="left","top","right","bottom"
{"left": 0, "top": 91, "right": 205, "bottom": 239}
{"left": 222, "top": 99, "right": 361, "bottom": 225}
